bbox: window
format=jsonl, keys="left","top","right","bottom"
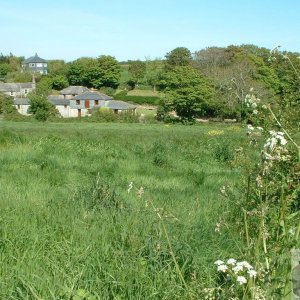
{"left": 64, "top": 104, "right": 67, "bottom": 108}
{"left": 24, "top": 89, "right": 28, "bottom": 94}
{"left": 30, "top": 63, "right": 35, "bottom": 67}
{"left": 76, "top": 100, "right": 80, "bottom": 105}
{"left": 17, "top": 105, "right": 20, "bottom": 109}
{"left": 44, "top": 63, "right": 47, "bottom": 67}
{"left": 10, "top": 92, "right": 14, "bottom": 96}
{"left": 95, "top": 100, "right": 99, "bottom": 105}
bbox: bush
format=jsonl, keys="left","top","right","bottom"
{"left": 114, "top": 91, "right": 161, "bottom": 105}
{"left": 91, "top": 107, "right": 140, "bottom": 123}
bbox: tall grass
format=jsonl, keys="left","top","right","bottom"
{"left": 0, "top": 121, "right": 249, "bottom": 299}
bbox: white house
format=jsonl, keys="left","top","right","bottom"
{"left": 12, "top": 86, "right": 136, "bottom": 118}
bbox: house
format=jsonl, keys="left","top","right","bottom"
{"left": 48, "top": 96, "right": 70, "bottom": 118}
{"left": 14, "top": 98, "right": 30, "bottom": 115}
{"left": 60, "top": 86, "right": 89, "bottom": 99}
{"left": 12, "top": 86, "right": 136, "bottom": 118}
{"left": 0, "top": 80, "right": 36, "bottom": 97}
{"left": 22, "top": 53, "right": 48, "bottom": 75}
{"left": 101, "top": 100, "right": 136, "bottom": 114}
{"left": 71, "top": 91, "right": 113, "bottom": 117}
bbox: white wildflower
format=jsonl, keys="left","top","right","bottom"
{"left": 214, "top": 260, "right": 224, "bottom": 266}
{"left": 247, "top": 124, "right": 254, "bottom": 131}
{"left": 253, "top": 109, "right": 258, "bottom": 115}
{"left": 240, "top": 261, "right": 253, "bottom": 270}
{"left": 217, "top": 264, "right": 228, "bottom": 272}
{"left": 232, "top": 264, "right": 244, "bottom": 274}
{"left": 251, "top": 102, "right": 257, "bottom": 108}
{"left": 248, "top": 269, "right": 257, "bottom": 278}
{"left": 227, "top": 258, "right": 237, "bottom": 265}
{"left": 237, "top": 276, "right": 247, "bottom": 285}
{"left": 256, "top": 127, "right": 263, "bottom": 131}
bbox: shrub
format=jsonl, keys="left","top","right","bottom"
{"left": 114, "top": 91, "right": 161, "bottom": 105}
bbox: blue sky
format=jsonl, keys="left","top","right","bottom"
{"left": 1, "top": 0, "right": 299, "bottom": 62}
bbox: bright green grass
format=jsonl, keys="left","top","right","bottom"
{"left": 0, "top": 121, "right": 250, "bottom": 299}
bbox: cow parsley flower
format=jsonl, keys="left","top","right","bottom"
{"left": 237, "top": 276, "right": 247, "bottom": 285}
{"left": 227, "top": 258, "right": 237, "bottom": 265}
{"left": 217, "top": 264, "right": 228, "bottom": 272}
{"left": 214, "top": 260, "right": 225, "bottom": 266}
{"left": 248, "top": 269, "right": 257, "bottom": 278}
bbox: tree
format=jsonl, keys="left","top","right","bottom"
{"left": 128, "top": 60, "right": 146, "bottom": 88}
{"left": 145, "top": 59, "right": 164, "bottom": 91}
{"left": 0, "top": 63, "right": 12, "bottom": 79}
{"left": 89, "top": 55, "right": 121, "bottom": 89}
{"left": 194, "top": 45, "right": 280, "bottom": 119}
{"left": 28, "top": 92, "right": 58, "bottom": 121}
{"left": 0, "top": 92, "right": 17, "bottom": 115}
{"left": 48, "top": 60, "right": 67, "bottom": 76}
{"left": 158, "top": 66, "right": 214, "bottom": 122}
{"left": 67, "top": 56, "right": 121, "bottom": 89}
{"left": 51, "top": 75, "right": 68, "bottom": 90}
{"left": 66, "top": 57, "right": 93, "bottom": 86}
{"left": 165, "top": 47, "right": 192, "bottom": 69}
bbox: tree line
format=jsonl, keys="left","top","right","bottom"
{"left": 0, "top": 44, "right": 299, "bottom": 123}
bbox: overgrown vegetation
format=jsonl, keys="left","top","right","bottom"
{"left": 0, "top": 121, "right": 249, "bottom": 299}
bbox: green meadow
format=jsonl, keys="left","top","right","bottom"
{"left": 0, "top": 121, "right": 252, "bottom": 299}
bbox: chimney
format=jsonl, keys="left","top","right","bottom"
{"left": 32, "top": 74, "right": 36, "bottom": 90}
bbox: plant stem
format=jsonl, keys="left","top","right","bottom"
{"left": 267, "top": 105, "right": 300, "bottom": 153}
{"left": 149, "top": 199, "right": 193, "bottom": 299}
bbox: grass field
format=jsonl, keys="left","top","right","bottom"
{"left": 0, "top": 121, "right": 252, "bottom": 299}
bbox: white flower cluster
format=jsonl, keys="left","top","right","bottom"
{"left": 247, "top": 124, "right": 264, "bottom": 133}
{"left": 244, "top": 94, "right": 260, "bottom": 115}
{"left": 214, "top": 259, "right": 257, "bottom": 285}
{"left": 262, "top": 131, "right": 290, "bottom": 166}
{"left": 264, "top": 131, "right": 287, "bottom": 151}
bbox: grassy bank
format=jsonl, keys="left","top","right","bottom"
{"left": 0, "top": 121, "right": 251, "bottom": 299}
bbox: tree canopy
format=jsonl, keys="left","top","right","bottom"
{"left": 66, "top": 56, "right": 121, "bottom": 89}
{"left": 158, "top": 65, "right": 214, "bottom": 122}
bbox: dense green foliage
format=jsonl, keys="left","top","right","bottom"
{"left": 114, "top": 90, "right": 161, "bottom": 105}
{"left": 0, "top": 92, "right": 17, "bottom": 115}
{"left": 128, "top": 60, "right": 146, "bottom": 88}
{"left": 28, "top": 92, "right": 58, "bottom": 121}
{"left": 158, "top": 66, "right": 215, "bottom": 122}
{"left": 0, "top": 121, "right": 249, "bottom": 299}
{"left": 66, "top": 55, "right": 121, "bottom": 89}
{"left": 165, "top": 47, "right": 193, "bottom": 68}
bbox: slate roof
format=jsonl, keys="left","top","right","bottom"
{"left": 23, "top": 53, "right": 47, "bottom": 64}
{"left": 105, "top": 100, "right": 136, "bottom": 110}
{"left": 48, "top": 96, "right": 70, "bottom": 105}
{"left": 0, "top": 82, "right": 33, "bottom": 92}
{"left": 60, "top": 86, "right": 89, "bottom": 95}
{"left": 14, "top": 98, "right": 30, "bottom": 105}
{"left": 73, "top": 91, "right": 113, "bottom": 101}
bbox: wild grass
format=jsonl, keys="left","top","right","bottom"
{"left": 0, "top": 121, "right": 252, "bottom": 299}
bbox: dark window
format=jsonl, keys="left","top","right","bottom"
{"left": 17, "top": 105, "right": 20, "bottom": 109}
{"left": 95, "top": 100, "right": 99, "bottom": 105}
{"left": 76, "top": 100, "right": 80, "bottom": 105}
{"left": 64, "top": 105, "right": 67, "bottom": 108}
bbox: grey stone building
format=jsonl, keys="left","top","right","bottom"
{"left": 22, "top": 53, "right": 48, "bottom": 75}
